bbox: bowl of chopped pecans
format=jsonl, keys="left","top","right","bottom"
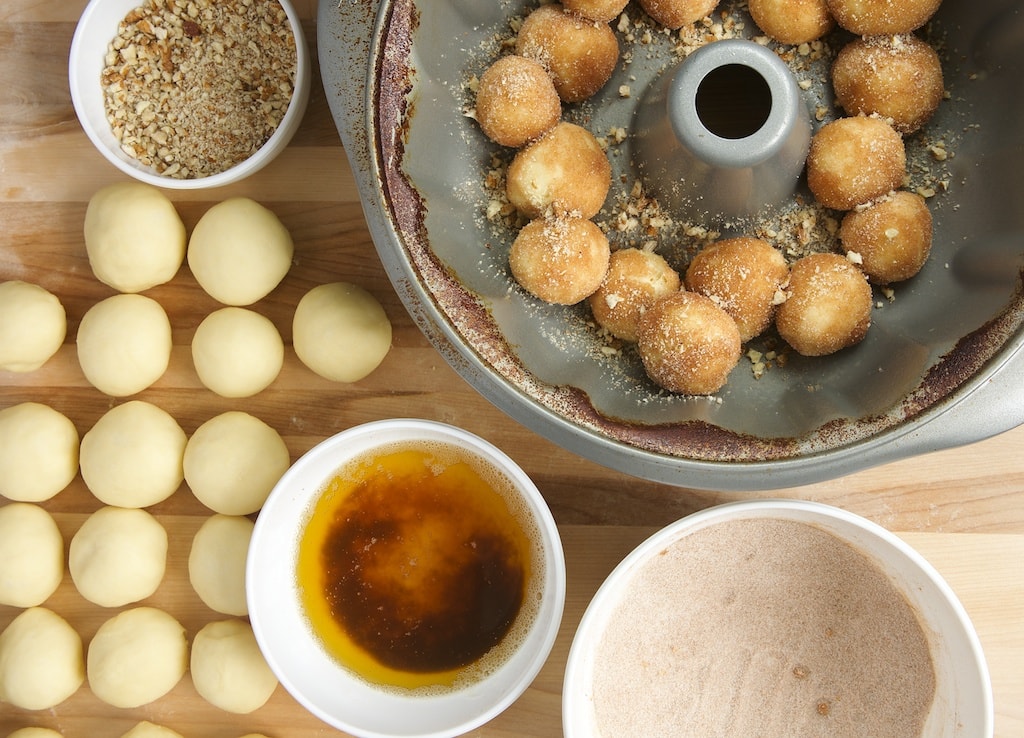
{"left": 70, "top": 0, "right": 310, "bottom": 189}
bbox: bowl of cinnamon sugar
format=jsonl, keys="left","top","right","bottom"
{"left": 563, "top": 499, "right": 992, "bottom": 738}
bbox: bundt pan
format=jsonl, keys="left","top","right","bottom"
{"left": 318, "top": 0, "right": 1024, "bottom": 491}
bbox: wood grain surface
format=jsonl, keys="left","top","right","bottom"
{"left": 2, "top": 1, "right": 1022, "bottom": 736}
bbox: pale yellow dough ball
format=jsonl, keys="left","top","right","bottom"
{"left": 192, "top": 307, "right": 284, "bottom": 397}
{"left": 7, "top": 728, "right": 65, "bottom": 738}
{"left": 0, "top": 608, "right": 84, "bottom": 710}
{"left": 119, "top": 722, "right": 184, "bottom": 738}
{"left": 0, "top": 503, "right": 64, "bottom": 608}
{"left": 0, "top": 402, "right": 79, "bottom": 502}
{"left": 190, "top": 619, "right": 278, "bottom": 714}
{"left": 0, "top": 281, "right": 66, "bottom": 373}
{"left": 189, "top": 514, "right": 253, "bottom": 616}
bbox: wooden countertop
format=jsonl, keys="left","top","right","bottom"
{"left": 1, "top": 1, "right": 1022, "bottom": 736}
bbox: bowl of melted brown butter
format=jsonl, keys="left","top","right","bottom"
{"left": 247, "top": 419, "right": 565, "bottom": 738}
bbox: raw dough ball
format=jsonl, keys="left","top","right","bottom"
{"left": 120, "top": 723, "right": 183, "bottom": 738}
{"left": 184, "top": 411, "right": 290, "bottom": 515}
{"left": 509, "top": 216, "right": 611, "bottom": 305}
{"left": 187, "top": 198, "right": 294, "bottom": 306}
{"left": 588, "top": 248, "right": 681, "bottom": 342}
{"left": 86, "top": 607, "right": 187, "bottom": 709}
{"left": 840, "top": 191, "right": 933, "bottom": 284}
{"left": 506, "top": 122, "right": 612, "bottom": 219}
{"left": 84, "top": 182, "right": 186, "bottom": 293}
{"left": 832, "top": 35, "right": 944, "bottom": 134}
{"left": 189, "top": 514, "right": 253, "bottom": 616}
{"left": 191, "top": 307, "right": 283, "bottom": 397}
{"left": 7, "top": 729, "right": 64, "bottom": 738}
{"left": 637, "top": 291, "right": 741, "bottom": 394}
{"left": 637, "top": 0, "right": 719, "bottom": 29}
{"left": 0, "top": 402, "right": 79, "bottom": 502}
{"left": 516, "top": 4, "right": 620, "bottom": 103}
{"left": 69, "top": 506, "right": 168, "bottom": 607}
{"left": 0, "top": 608, "right": 84, "bottom": 710}
{"left": 748, "top": 0, "right": 834, "bottom": 44}
{"left": 826, "top": 0, "right": 941, "bottom": 35}
{"left": 775, "top": 253, "right": 872, "bottom": 356}
{"left": 684, "top": 237, "right": 789, "bottom": 342}
{"left": 806, "top": 116, "right": 906, "bottom": 211}
{"left": 562, "top": 0, "right": 630, "bottom": 22}
{"left": 190, "top": 619, "right": 278, "bottom": 714}
{"left": 292, "top": 283, "right": 392, "bottom": 383}
{"left": 76, "top": 294, "right": 172, "bottom": 397}
{"left": 475, "top": 55, "right": 561, "bottom": 147}
{"left": 0, "top": 281, "right": 66, "bottom": 373}
{"left": 0, "top": 503, "right": 63, "bottom": 607}
{"left": 79, "top": 400, "right": 186, "bottom": 508}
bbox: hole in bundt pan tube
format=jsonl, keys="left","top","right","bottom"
{"left": 695, "top": 64, "right": 773, "bottom": 139}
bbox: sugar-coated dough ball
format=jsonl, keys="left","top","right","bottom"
{"left": 0, "top": 608, "right": 84, "bottom": 710}
{"left": 826, "top": 0, "right": 941, "bottom": 35}
{"left": 0, "top": 281, "right": 66, "bottom": 373}
{"left": 119, "top": 722, "right": 183, "bottom": 738}
{"left": 76, "top": 294, "right": 172, "bottom": 397}
{"left": 192, "top": 307, "right": 283, "bottom": 397}
{"left": 510, "top": 216, "right": 611, "bottom": 305}
{"left": 69, "top": 506, "right": 168, "bottom": 607}
{"left": 80, "top": 401, "right": 186, "bottom": 508}
{"left": 588, "top": 248, "right": 681, "bottom": 342}
{"left": 833, "top": 35, "right": 944, "bottom": 134}
{"left": 776, "top": 253, "right": 872, "bottom": 356}
{"left": 476, "top": 55, "right": 561, "bottom": 148}
{"left": 684, "top": 237, "right": 789, "bottom": 342}
{"left": 189, "top": 514, "right": 253, "bottom": 616}
{"left": 87, "top": 607, "right": 187, "bottom": 708}
{"left": 184, "top": 411, "right": 290, "bottom": 515}
{"left": 562, "top": 0, "right": 630, "bottom": 22}
{"left": 841, "top": 191, "right": 933, "bottom": 284}
{"left": 0, "top": 503, "right": 63, "bottom": 607}
{"left": 806, "top": 116, "right": 906, "bottom": 211}
{"left": 187, "top": 198, "right": 294, "bottom": 306}
{"left": 516, "top": 4, "right": 620, "bottom": 103}
{"left": 190, "top": 619, "right": 278, "bottom": 714}
{"left": 638, "top": 0, "right": 720, "bottom": 29}
{"left": 637, "top": 291, "right": 741, "bottom": 394}
{"left": 84, "top": 182, "right": 186, "bottom": 293}
{"left": 7, "top": 729, "right": 65, "bottom": 738}
{"left": 748, "top": 0, "right": 834, "bottom": 44}
{"left": 506, "top": 122, "right": 612, "bottom": 220}
{"left": 0, "top": 402, "right": 79, "bottom": 502}
{"left": 292, "top": 283, "right": 392, "bottom": 383}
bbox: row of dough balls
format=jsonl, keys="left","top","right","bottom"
{"left": 747, "top": 0, "right": 942, "bottom": 45}
{"left": 0, "top": 606, "right": 276, "bottom": 715}
{"left": 8, "top": 726, "right": 270, "bottom": 738}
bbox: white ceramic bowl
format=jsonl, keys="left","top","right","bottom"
{"left": 563, "top": 499, "right": 992, "bottom": 738}
{"left": 69, "top": 0, "right": 310, "bottom": 189}
{"left": 247, "top": 419, "right": 566, "bottom": 738}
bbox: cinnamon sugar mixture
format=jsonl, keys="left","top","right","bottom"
{"left": 591, "top": 518, "right": 936, "bottom": 737}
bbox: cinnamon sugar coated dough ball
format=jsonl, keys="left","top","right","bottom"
{"left": 506, "top": 122, "right": 612, "bottom": 219}
{"left": 8, "top": 729, "right": 65, "bottom": 738}
{"left": 184, "top": 411, "right": 290, "bottom": 515}
{"left": 562, "top": 0, "right": 630, "bottom": 22}
{"left": 187, "top": 197, "right": 294, "bottom": 306}
{"left": 509, "top": 217, "right": 611, "bottom": 305}
{"left": 637, "top": 291, "right": 741, "bottom": 395}
{"left": 0, "top": 402, "right": 79, "bottom": 502}
{"left": 69, "top": 506, "right": 168, "bottom": 607}
{"left": 190, "top": 619, "right": 278, "bottom": 714}
{"left": 189, "top": 514, "right": 253, "bottom": 616}
{"left": 833, "top": 35, "right": 944, "bottom": 134}
{"left": 0, "top": 608, "right": 84, "bottom": 710}
{"left": 685, "top": 237, "right": 789, "bottom": 343}
{"left": 588, "top": 248, "right": 681, "bottom": 342}
{"left": 776, "top": 253, "right": 872, "bottom": 356}
{"left": 79, "top": 400, "right": 186, "bottom": 508}
{"left": 475, "top": 55, "right": 561, "bottom": 147}
{"left": 192, "top": 307, "right": 284, "bottom": 397}
{"left": 0, "top": 503, "right": 63, "bottom": 608}
{"left": 84, "top": 182, "right": 186, "bottom": 293}
{"left": 748, "top": 0, "right": 834, "bottom": 44}
{"left": 292, "top": 282, "right": 393, "bottom": 383}
{"left": 840, "top": 191, "right": 933, "bottom": 284}
{"left": 638, "top": 0, "right": 720, "bottom": 29}
{"left": 120, "top": 724, "right": 183, "bottom": 738}
{"left": 806, "top": 116, "right": 906, "bottom": 211}
{"left": 516, "top": 4, "right": 619, "bottom": 103}
{"left": 76, "top": 293, "right": 172, "bottom": 396}
{"left": 826, "top": 0, "right": 941, "bottom": 34}
{"left": 0, "top": 281, "right": 66, "bottom": 373}
{"left": 87, "top": 607, "right": 187, "bottom": 709}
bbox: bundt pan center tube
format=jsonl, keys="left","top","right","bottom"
{"left": 317, "top": 0, "right": 1024, "bottom": 491}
